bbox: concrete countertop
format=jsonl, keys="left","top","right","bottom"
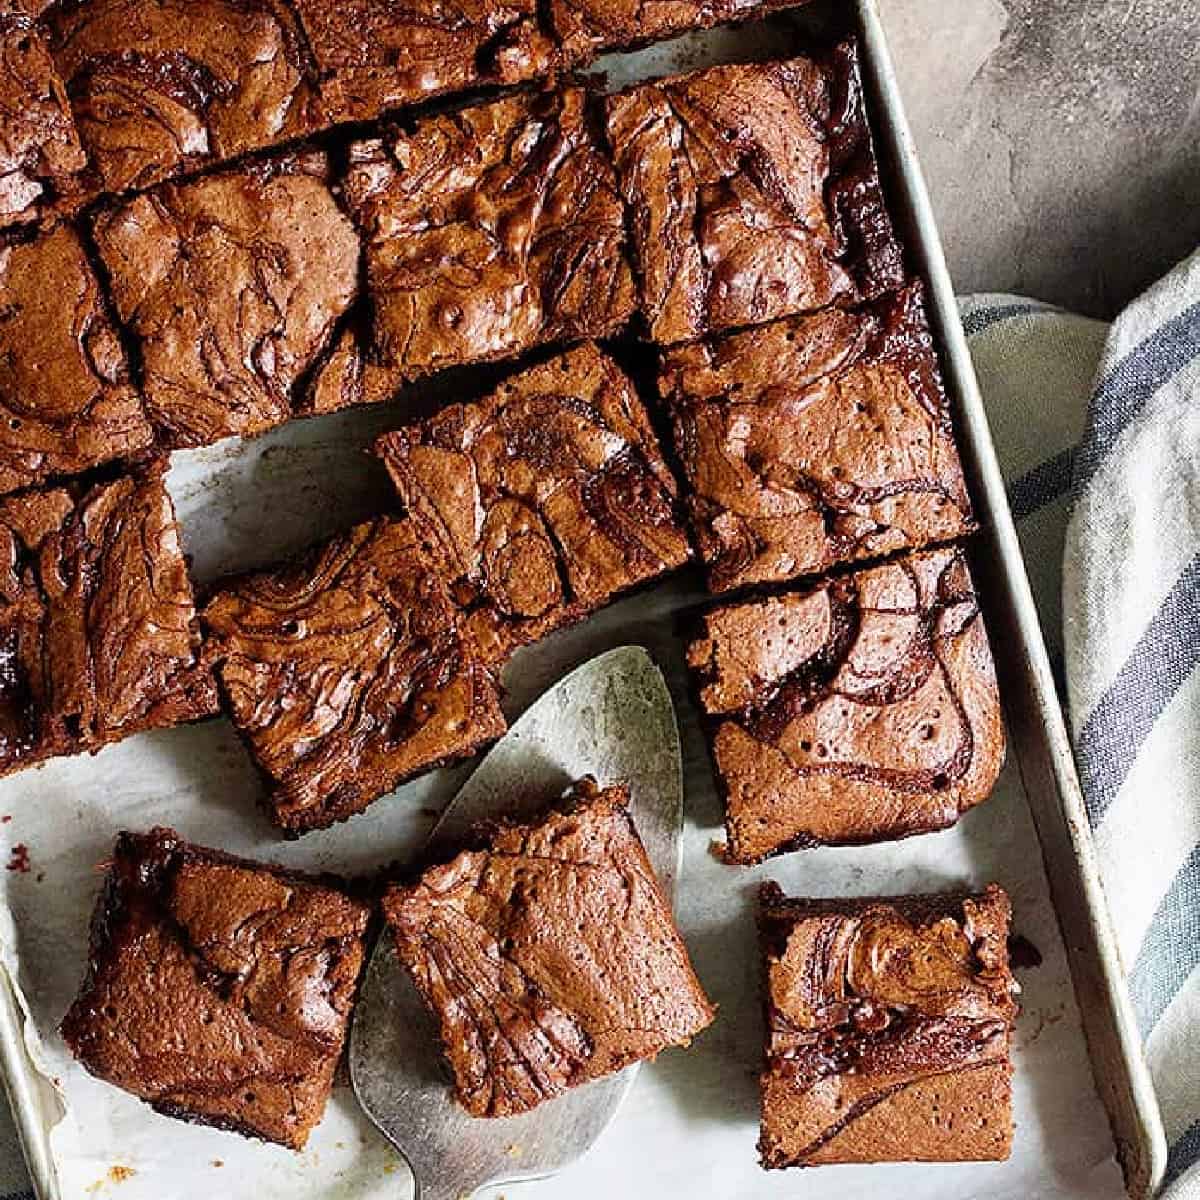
{"left": 879, "top": 0, "right": 1200, "bottom": 318}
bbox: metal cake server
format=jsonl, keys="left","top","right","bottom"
{"left": 349, "top": 646, "right": 685, "bottom": 1200}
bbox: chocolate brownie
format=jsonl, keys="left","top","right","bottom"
{"left": 62, "top": 828, "right": 371, "bottom": 1149}
{"left": 551, "top": 0, "right": 811, "bottom": 62}
{"left": 0, "top": 224, "right": 153, "bottom": 494}
{"left": 374, "top": 343, "right": 691, "bottom": 665}
{"left": 289, "top": 0, "right": 553, "bottom": 124}
{"left": 659, "top": 281, "right": 974, "bottom": 593}
{"left": 0, "top": 0, "right": 85, "bottom": 228}
{"left": 92, "top": 150, "right": 358, "bottom": 449}
{"left": 606, "top": 42, "right": 904, "bottom": 345}
{"left": 344, "top": 86, "right": 635, "bottom": 382}
{"left": 757, "top": 881, "right": 1017, "bottom": 1167}
{"left": 0, "top": 468, "right": 217, "bottom": 777}
{"left": 687, "top": 546, "right": 1005, "bottom": 863}
{"left": 202, "top": 516, "right": 507, "bottom": 834}
{"left": 383, "top": 778, "right": 715, "bottom": 1117}
{"left": 44, "top": 0, "right": 324, "bottom": 195}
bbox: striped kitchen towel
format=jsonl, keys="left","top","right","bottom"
{"left": 964, "top": 248, "right": 1200, "bottom": 1198}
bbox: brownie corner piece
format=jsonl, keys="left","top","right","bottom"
{"left": 374, "top": 342, "right": 691, "bottom": 665}
{"left": 0, "top": 223, "right": 154, "bottom": 495}
{"left": 0, "top": 467, "right": 216, "bottom": 778}
{"left": 201, "top": 516, "right": 507, "bottom": 834}
{"left": 91, "top": 148, "right": 359, "bottom": 449}
{"left": 605, "top": 40, "right": 904, "bottom": 345}
{"left": 687, "top": 546, "right": 1005, "bottom": 863}
{"left": 44, "top": 0, "right": 325, "bottom": 195}
{"left": 0, "top": 0, "right": 86, "bottom": 229}
{"left": 345, "top": 86, "right": 634, "bottom": 380}
{"left": 61, "top": 827, "right": 371, "bottom": 1149}
{"left": 660, "top": 278, "right": 974, "bottom": 592}
{"left": 289, "top": 0, "right": 553, "bottom": 123}
{"left": 382, "top": 778, "right": 715, "bottom": 1117}
{"left": 757, "top": 880, "right": 1016, "bottom": 1167}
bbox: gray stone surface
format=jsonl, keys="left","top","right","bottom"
{"left": 880, "top": 0, "right": 1200, "bottom": 317}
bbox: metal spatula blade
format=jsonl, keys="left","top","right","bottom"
{"left": 349, "top": 647, "right": 685, "bottom": 1200}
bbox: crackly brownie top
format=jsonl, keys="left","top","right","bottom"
{"left": 290, "top": 0, "right": 552, "bottom": 124}
{"left": 606, "top": 42, "right": 904, "bottom": 345}
{"left": 0, "top": 224, "right": 153, "bottom": 495}
{"left": 0, "top": 469, "right": 216, "bottom": 772}
{"left": 0, "top": 0, "right": 85, "bottom": 227}
{"left": 374, "top": 343, "right": 691, "bottom": 665}
{"left": 383, "top": 780, "right": 715, "bottom": 1117}
{"left": 344, "top": 86, "right": 635, "bottom": 379}
{"left": 660, "top": 281, "right": 974, "bottom": 592}
{"left": 61, "top": 827, "right": 370, "bottom": 1149}
{"left": 202, "top": 516, "right": 506, "bottom": 834}
{"left": 551, "top": 0, "right": 804, "bottom": 61}
{"left": 45, "top": 0, "right": 323, "bottom": 194}
{"left": 757, "top": 881, "right": 1016, "bottom": 1166}
{"left": 688, "top": 547, "right": 1005, "bottom": 861}
{"left": 92, "top": 150, "right": 358, "bottom": 449}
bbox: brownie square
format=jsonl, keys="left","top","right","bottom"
{"left": 0, "top": 224, "right": 154, "bottom": 494}
{"left": 757, "top": 881, "right": 1017, "bottom": 1167}
{"left": 660, "top": 281, "right": 975, "bottom": 593}
{"left": 92, "top": 149, "right": 359, "bottom": 449}
{"left": 62, "top": 828, "right": 371, "bottom": 1149}
{"left": 44, "top": 0, "right": 325, "bottom": 195}
{"left": 0, "top": 0, "right": 86, "bottom": 229}
{"left": 374, "top": 343, "right": 691, "bottom": 665}
{"left": 0, "top": 468, "right": 217, "bottom": 778}
{"left": 687, "top": 546, "right": 1005, "bottom": 863}
{"left": 551, "top": 0, "right": 811, "bottom": 62}
{"left": 344, "top": 86, "right": 635, "bottom": 382}
{"left": 202, "top": 516, "right": 507, "bottom": 834}
{"left": 289, "top": 0, "right": 553, "bottom": 124}
{"left": 606, "top": 42, "right": 904, "bottom": 346}
{"left": 383, "top": 778, "right": 715, "bottom": 1117}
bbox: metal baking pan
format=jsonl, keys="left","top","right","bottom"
{"left": 0, "top": 1, "right": 1167, "bottom": 1197}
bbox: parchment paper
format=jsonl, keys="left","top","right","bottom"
{"left": 0, "top": 12, "right": 1129, "bottom": 1199}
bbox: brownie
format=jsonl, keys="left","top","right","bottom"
{"left": 383, "top": 778, "right": 715, "bottom": 1117}
{"left": 0, "top": 224, "right": 153, "bottom": 494}
{"left": 61, "top": 828, "right": 371, "bottom": 1149}
{"left": 0, "top": 468, "right": 218, "bottom": 777}
{"left": 0, "top": 0, "right": 85, "bottom": 228}
{"left": 374, "top": 343, "right": 691, "bottom": 665}
{"left": 606, "top": 42, "right": 905, "bottom": 345}
{"left": 202, "top": 516, "right": 507, "bottom": 834}
{"left": 686, "top": 546, "right": 1005, "bottom": 863}
{"left": 289, "top": 0, "right": 553, "bottom": 125}
{"left": 92, "top": 150, "right": 358, "bottom": 449}
{"left": 757, "top": 881, "right": 1017, "bottom": 1167}
{"left": 551, "top": 0, "right": 811, "bottom": 62}
{"left": 343, "top": 86, "right": 635, "bottom": 384}
{"left": 659, "top": 281, "right": 975, "bottom": 593}
{"left": 44, "top": 0, "right": 324, "bottom": 195}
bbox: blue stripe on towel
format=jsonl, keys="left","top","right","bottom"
{"left": 1074, "top": 554, "right": 1200, "bottom": 824}
{"left": 1129, "top": 843, "right": 1200, "bottom": 1037}
{"left": 1166, "top": 1118, "right": 1200, "bottom": 1187}
{"left": 1072, "top": 300, "right": 1200, "bottom": 497}
{"left": 1007, "top": 446, "right": 1077, "bottom": 519}
{"left": 962, "top": 301, "right": 1056, "bottom": 338}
